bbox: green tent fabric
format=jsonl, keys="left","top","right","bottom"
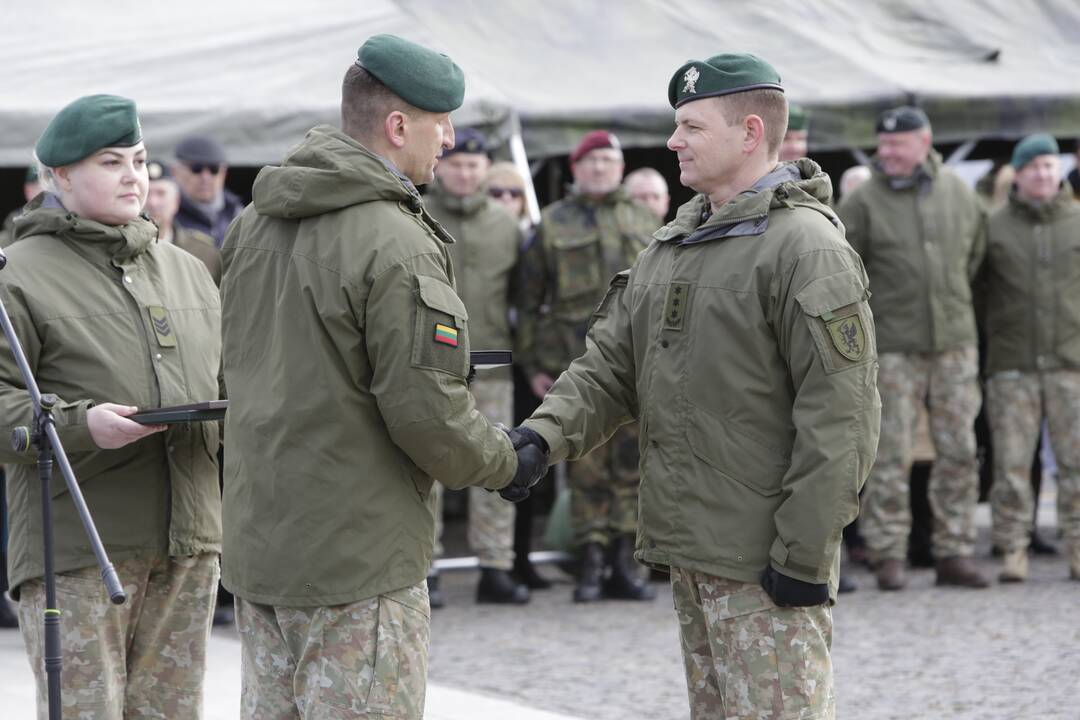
{"left": 2, "top": 0, "right": 1079, "bottom": 165}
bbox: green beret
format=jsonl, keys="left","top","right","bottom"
{"left": 1011, "top": 133, "right": 1059, "bottom": 169}
{"left": 787, "top": 104, "right": 810, "bottom": 132}
{"left": 668, "top": 53, "right": 783, "bottom": 109}
{"left": 876, "top": 106, "right": 929, "bottom": 134}
{"left": 356, "top": 34, "right": 464, "bottom": 113}
{"left": 35, "top": 94, "right": 142, "bottom": 168}
{"left": 24, "top": 166, "right": 39, "bottom": 184}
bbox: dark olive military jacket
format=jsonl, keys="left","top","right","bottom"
{"left": 524, "top": 161, "right": 881, "bottom": 600}
{"left": 980, "top": 185, "right": 1080, "bottom": 374}
{"left": 220, "top": 126, "right": 516, "bottom": 607}
{"left": 0, "top": 195, "right": 222, "bottom": 595}
{"left": 838, "top": 151, "right": 986, "bottom": 354}
{"left": 173, "top": 224, "right": 223, "bottom": 286}
{"left": 517, "top": 187, "right": 658, "bottom": 379}
{"left": 424, "top": 182, "right": 521, "bottom": 382}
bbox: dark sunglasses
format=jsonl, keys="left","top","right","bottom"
{"left": 488, "top": 186, "right": 523, "bottom": 199}
{"left": 187, "top": 163, "right": 222, "bottom": 175}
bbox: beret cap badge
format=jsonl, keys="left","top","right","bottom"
{"left": 683, "top": 67, "right": 700, "bottom": 95}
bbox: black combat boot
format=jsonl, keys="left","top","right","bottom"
{"left": 476, "top": 568, "right": 530, "bottom": 604}
{"left": 512, "top": 557, "right": 553, "bottom": 590}
{"left": 573, "top": 542, "right": 606, "bottom": 603}
{"left": 603, "top": 535, "right": 656, "bottom": 601}
{"left": 427, "top": 574, "right": 445, "bottom": 609}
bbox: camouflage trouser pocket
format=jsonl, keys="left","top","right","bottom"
{"left": 243, "top": 582, "right": 431, "bottom": 720}
{"left": 671, "top": 568, "right": 835, "bottom": 720}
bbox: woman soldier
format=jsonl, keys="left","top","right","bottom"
{"left": 0, "top": 94, "right": 222, "bottom": 719}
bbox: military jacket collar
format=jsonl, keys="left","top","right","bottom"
{"left": 656, "top": 159, "right": 835, "bottom": 245}
{"left": 14, "top": 192, "right": 156, "bottom": 264}
{"left": 1007, "top": 183, "right": 1074, "bottom": 222}
{"left": 426, "top": 180, "right": 487, "bottom": 217}
{"left": 872, "top": 149, "right": 942, "bottom": 194}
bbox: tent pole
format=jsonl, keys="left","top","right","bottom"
{"left": 508, "top": 116, "right": 541, "bottom": 225}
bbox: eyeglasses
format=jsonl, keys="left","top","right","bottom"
{"left": 187, "top": 163, "right": 222, "bottom": 175}
{"left": 488, "top": 186, "right": 524, "bottom": 199}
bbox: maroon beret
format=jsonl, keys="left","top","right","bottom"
{"left": 570, "top": 130, "right": 621, "bottom": 164}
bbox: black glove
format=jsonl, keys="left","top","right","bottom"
{"left": 499, "top": 426, "right": 550, "bottom": 503}
{"left": 760, "top": 565, "right": 828, "bottom": 607}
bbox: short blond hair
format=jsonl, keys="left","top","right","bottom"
{"left": 715, "top": 89, "right": 788, "bottom": 158}
{"left": 486, "top": 161, "right": 525, "bottom": 190}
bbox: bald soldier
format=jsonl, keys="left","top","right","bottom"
{"left": 982, "top": 134, "right": 1080, "bottom": 583}
{"left": 219, "top": 35, "right": 546, "bottom": 719}
{"left": 838, "top": 107, "right": 989, "bottom": 591}
{"left": 624, "top": 166, "right": 671, "bottom": 221}
{"left": 511, "top": 53, "right": 879, "bottom": 719}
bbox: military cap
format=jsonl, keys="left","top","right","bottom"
{"left": 356, "top": 34, "right": 465, "bottom": 113}
{"left": 570, "top": 130, "right": 621, "bottom": 164}
{"left": 668, "top": 53, "right": 783, "bottom": 109}
{"left": 1011, "top": 133, "right": 1059, "bottom": 169}
{"left": 146, "top": 159, "right": 172, "bottom": 181}
{"left": 787, "top": 104, "right": 810, "bottom": 132}
{"left": 175, "top": 136, "right": 226, "bottom": 165}
{"left": 35, "top": 94, "right": 142, "bottom": 168}
{"left": 876, "top": 106, "right": 930, "bottom": 134}
{"left": 24, "top": 166, "right": 39, "bottom": 184}
{"left": 443, "top": 127, "right": 487, "bottom": 158}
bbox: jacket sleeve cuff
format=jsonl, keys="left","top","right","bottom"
{"left": 768, "top": 536, "right": 829, "bottom": 585}
{"left": 521, "top": 418, "right": 567, "bottom": 465}
{"left": 53, "top": 400, "right": 97, "bottom": 453}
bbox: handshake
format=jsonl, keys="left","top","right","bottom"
{"left": 498, "top": 425, "right": 550, "bottom": 503}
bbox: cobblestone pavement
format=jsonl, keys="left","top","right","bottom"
{"left": 1, "top": 518, "right": 1077, "bottom": 718}
{"left": 428, "top": 535, "right": 1079, "bottom": 719}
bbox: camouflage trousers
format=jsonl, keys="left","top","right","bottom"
{"left": 235, "top": 582, "right": 429, "bottom": 720}
{"left": 670, "top": 567, "right": 834, "bottom": 720}
{"left": 432, "top": 378, "right": 516, "bottom": 569}
{"left": 988, "top": 370, "right": 1080, "bottom": 551}
{"left": 569, "top": 422, "right": 640, "bottom": 547}
{"left": 18, "top": 553, "right": 219, "bottom": 720}
{"left": 862, "top": 348, "right": 982, "bottom": 561}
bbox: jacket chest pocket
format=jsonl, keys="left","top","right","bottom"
{"left": 412, "top": 275, "right": 470, "bottom": 378}
{"left": 551, "top": 229, "right": 603, "bottom": 301}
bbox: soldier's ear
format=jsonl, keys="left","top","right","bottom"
{"left": 743, "top": 114, "right": 766, "bottom": 156}
{"left": 384, "top": 111, "right": 408, "bottom": 149}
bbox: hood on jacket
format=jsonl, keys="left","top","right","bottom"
{"left": 252, "top": 125, "right": 423, "bottom": 220}
{"left": 13, "top": 192, "right": 156, "bottom": 262}
{"left": 657, "top": 158, "right": 836, "bottom": 245}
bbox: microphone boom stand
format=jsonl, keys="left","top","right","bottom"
{"left": 0, "top": 251, "right": 125, "bottom": 720}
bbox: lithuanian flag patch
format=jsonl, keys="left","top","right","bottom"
{"left": 434, "top": 323, "right": 459, "bottom": 347}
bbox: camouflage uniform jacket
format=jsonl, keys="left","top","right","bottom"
{"left": 523, "top": 160, "right": 881, "bottom": 600}
{"left": 0, "top": 194, "right": 222, "bottom": 596}
{"left": 424, "top": 181, "right": 522, "bottom": 382}
{"left": 837, "top": 151, "right": 986, "bottom": 354}
{"left": 220, "top": 125, "right": 516, "bottom": 607}
{"left": 173, "top": 224, "right": 223, "bottom": 286}
{"left": 980, "top": 185, "right": 1080, "bottom": 375}
{"left": 516, "top": 187, "right": 657, "bottom": 379}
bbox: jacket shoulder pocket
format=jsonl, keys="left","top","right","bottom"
{"left": 588, "top": 270, "right": 629, "bottom": 330}
{"left": 412, "top": 275, "right": 469, "bottom": 377}
{"left": 795, "top": 271, "right": 875, "bottom": 374}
